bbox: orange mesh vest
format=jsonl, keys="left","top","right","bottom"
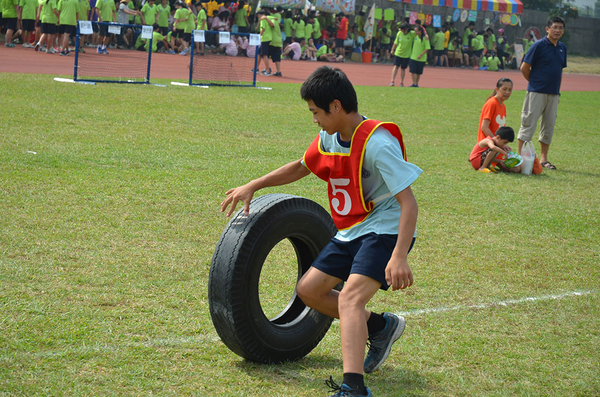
{"left": 303, "top": 119, "right": 406, "bottom": 231}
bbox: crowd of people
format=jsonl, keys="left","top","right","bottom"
{"left": 2, "top": 0, "right": 537, "bottom": 80}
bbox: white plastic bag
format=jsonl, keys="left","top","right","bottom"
{"left": 521, "top": 141, "right": 535, "bottom": 175}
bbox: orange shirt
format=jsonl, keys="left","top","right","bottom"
{"left": 477, "top": 96, "right": 506, "bottom": 142}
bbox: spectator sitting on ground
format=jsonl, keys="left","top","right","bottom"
{"left": 315, "top": 40, "right": 343, "bottom": 62}
{"left": 303, "top": 37, "right": 317, "bottom": 60}
{"left": 486, "top": 51, "right": 501, "bottom": 71}
{"left": 282, "top": 37, "right": 302, "bottom": 60}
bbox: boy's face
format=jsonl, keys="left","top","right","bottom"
{"left": 495, "top": 137, "right": 510, "bottom": 147}
{"left": 306, "top": 100, "right": 341, "bottom": 135}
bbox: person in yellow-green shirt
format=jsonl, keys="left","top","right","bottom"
{"left": 95, "top": 0, "right": 115, "bottom": 53}
{"left": 234, "top": 0, "right": 248, "bottom": 33}
{"left": 57, "top": 0, "right": 79, "bottom": 55}
{"left": 173, "top": 0, "right": 192, "bottom": 55}
{"left": 3, "top": 0, "right": 19, "bottom": 47}
{"left": 470, "top": 31, "right": 485, "bottom": 70}
{"left": 18, "top": 0, "right": 38, "bottom": 47}
{"left": 268, "top": 12, "right": 283, "bottom": 76}
{"left": 35, "top": 0, "right": 59, "bottom": 53}
{"left": 256, "top": 9, "right": 273, "bottom": 75}
{"left": 193, "top": 0, "right": 206, "bottom": 55}
{"left": 389, "top": 23, "right": 414, "bottom": 87}
{"left": 140, "top": 0, "right": 157, "bottom": 26}
{"left": 408, "top": 25, "right": 430, "bottom": 87}
{"left": 155, "top": 0, "right": 169, "bottom": 35}
{"left": 142, "top": 23, "right": 173, "bottom": 52}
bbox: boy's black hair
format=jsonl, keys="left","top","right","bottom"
{"left": 153, "top": 23, "right": 159, "bottom": 30}
{"left": 300, "top": 66, "right": 358, "bottom": 114}
{"left": 547, "top": 16, "right": 565, "bottom": 28}
{"left": 496, "top": 126, "right": 515, "bottom": 142}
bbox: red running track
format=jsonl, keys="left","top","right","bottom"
{"left": 1, "top": 45, "right": 599, "bottom": 91}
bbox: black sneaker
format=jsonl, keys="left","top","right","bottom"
{"left": 363, "top": 312, "right": 406, "bottom": 373}
{"left": 326, "top": 377, "right": 372, "bottom": 397}
{"left": 273, "top": 71, "right": 282, "bottom": 76}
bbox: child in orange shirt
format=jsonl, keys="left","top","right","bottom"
{"left": 470, "top": 126, "right": 521, "bottom": 173}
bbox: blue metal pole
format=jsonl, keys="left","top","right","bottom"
{"left": 146, "top": 33, "right": 152, "bottom": 84}
{"left": 74, "top": 22, "right": 80, "bottom": 81}
{"left": 189, "top": 32, "right": 194, "bottom": 85}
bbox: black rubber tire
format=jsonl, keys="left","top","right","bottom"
{"left": 209, "top": 193, "right": 337, "bottom": 364}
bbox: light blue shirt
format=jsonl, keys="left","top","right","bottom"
{"left": 303, "top": 123, "right": 422, "bottom": 241}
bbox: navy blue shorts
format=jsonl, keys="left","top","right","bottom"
{"left": 311, "top": 233, "right": 416, "bottom": 291}
{"left": 393, "top": 55, "right": 409, "bottom": 69}
{"left": 259, "top": 40, "right": 270, "bottom": 56}
{"left": 409, "top": 59, "right": 425, "bottom": 75}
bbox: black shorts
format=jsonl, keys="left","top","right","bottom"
{"left": 259, "top": 41, "right": 270, "bottom": 56}
{"left": 409, "top": 59, "right": 425, "bottom": 75}
{"left": 335, "top": 37, "right": 344, "bottom": 49}
{"left": 159, "top": 26, "right": 168, "bottom": 36}
{"left": 237, "top": 25, "right": 248, "bottom": 33}
{"left": 59, "top": 24, "right": 76, "bottom": 35}
{"left": 174, "top": 28, "right": 184, "bottom": 39}
{"left": 473, "top": 49, "right": 483, "bottom": 57}
{"left": 183, "top": 32, "right": 191, "bottom": 43}
{"left": 393, "top": 55, "right": 409, "bottom": 69}
{"left": 311, "top": 233, "right": 416, "bottom": 290}
{"left": 22, "top": 19, "right": 35, "bottom": 31}
{"left": 4, "top": 17, "right": 17, "bottom": 31}
{"left": 98, "top": 23, "right": 109, "bottom": 36}
{"left": 380, "top": 43, "right": 390, "bottom": 51}
{"left": 433, "top": 49, "right": 445, "bottom": 56}
{"left": 269, "top": 45, "right": 281, "bottom": 62}
{"left": 40, "top": 22, "right": 56, "bottom": 34}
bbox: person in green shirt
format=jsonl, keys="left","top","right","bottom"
{"left": 486, "top": 51, "right": 501, "bottom": 71}
{"left": 282, "top": 10, "right": 293, "bottom": 44}
{"left": 268, "top": 13, "right": 282, "bottom": 76}
{"left": 142, "top": 23, "right": 172, "bottom": 52}
{"left": 76, "top": 0, "right": 90, "bottom": 50}
{"left": 311, "top": 13, "right": 321, "bottom": 43}
{"left": 432, "top": 27, "right": 446, "bottom": 67}
{"left": 315, "top": 39, "right": 343, "bottom": 61}
{"left": 379, "top": 26, "right": 391, "bottom": 63}
{"left": 95, "top": 0, "right": 115, "bottom": 53}
{"left": 408, "top": 25, "right": 430, "bottom": 87}
{"left": 304, "top": 18, "right": 313, "bottom": 45}
{"left": 389, "top": 24, "right": 414, "bottom": 87}
{"left": 485, "top": 27, "right": 495, "bottom": 51}
{"left": 156, "top": 0, "right": 169, "bottom": 34}
{"left": 292, "top": 14, "right": 304, "bottom": 41}
{"left": 3, "top": 0, "right": 19, "bottom": 46}
{"left": 57, "top": 0, "right": 78, "bottom": 55}
{"left": 462, "top": 21, "right": 474, "bottom": 52}
{"left": 18, "top": 0, "right": 38, "bottom": 47}
{"left": 140, "top": 0, "right": 157, "bottom": 25}
{"left": 193, "top": 1, "right": 206, "bottom": 55}
{"left": 234, "top": 0, "right": 248, "bottom": 32}
{"left": 35, "top": 0, "right": 59, "bottom": 52}
{"left": 257, "top": 9, "right": 273, "bottom": 75}
{"left": 173, "top": 1, "right": 192, "bottom": 55}
{"left": 471, "top": 31, "right": 484, "bottom": 69}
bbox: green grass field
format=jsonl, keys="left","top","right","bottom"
{"left": 1, "top": 73, "right": 599, "bottom": 396}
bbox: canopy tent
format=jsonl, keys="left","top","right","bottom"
{"left": 398, "top": 0, "right": 523, "bottom": 15}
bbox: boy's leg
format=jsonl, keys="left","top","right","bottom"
{"left": 338, "top": 274, "right": 381, "bottom": 374}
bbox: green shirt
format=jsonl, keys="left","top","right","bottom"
{"left": 235, "top": 8, "right": 246, "bottom": 27}
{"left": 462, "top": 28, "right": 472, "bottom": 47}
{"left": 173, "top": 7, "right": 189, "bottom": 30}
{"left": 487, "top": 33, "right": 496, "bottom": 50}
{"left": 472, "top": 35, "right": 484, "bottom": 51}
{"left": 156, "top": 3, "right": 169, "bottom": 27}
{"left": 293, "top": 19, "right": 304, "bottom": 39}
{"left": 141, "top": 2, "right": 157, "bottom": 25}
{"left": 3, "top": 0, "right": 18, "bottom": 18}
{"left": 268, "top": 15, "right": 281, "bottom": 47}
{"left": 260, "top": 18, "right": 272, "bottom": 42}
{"left": 409, "top": 35, "right": 430, "bottom": 62}
{"left": 394, "top": 30, "right": 415, "bottom": 58}
{"left": 184, "top": 9, "right": 194, "bottom": 33}
{"left": 433, "top": 31, "right": 445, "bottom": 51}
{"left": 283, "top": 17, "right": 292, "bottom": 37}
{"left": 316, "top": 44, "right": 327, "bottom": 57}
{"left": 312, "top": 18, "right": 320, "bottom": 39}
{"left": 40, "top": 0, "right": 58, "bottom": 23}
{"left": 58, "top": 0, "right": 78, "bottom": 25}
{"left": 380, "top": 27, "right": 391, "bottom": 45}
{"left": 487, "top": 56, "right": 500, "bottom": 71}
{"left": 95, "top": 0, "right": 114, "bottom": 22}
{"left": 78, "top": 0, "right": 90, "bottom": 20}
{"left": 304, "top": 22, "right": 313, "bottom": 41}
{"left": 19, "top": 0, "right": 38, "bottom": 20}
{"left": 196, "top": 7, "right": 206, "bottom": 29}
{"left": 144, "top": 31, "right": 164, "bottom": 52}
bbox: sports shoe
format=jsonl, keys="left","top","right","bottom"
{"left": 166, "top": 50, "right": 175, "bottom": 54}
{"left": 326, "top": 378, "right": 372, "bottom": 397}
{"left": 261, "top": 70, "right": 271, "bottom": 76}
{"left": 34, "top": 42, "right": 40, "bottom": 51}
{"left": 97, "top": 46, "right": 102, "bottom": 53}
{"left": 103, "top": 48, "right": 109, "bottom": 54}
{"left": 22, "top": 43, "right": 33, "bottom": 48}
{"left": 60, "top": 50, "right": 69, "bottom": 56}
{"left": 4, "top": 43, "right": 16, "bottom": 48}
{"left": 48, "top": 47, "right": 56, "bottom": 54}
{"left": 273, "top": 71, "right": 282, "bottom": 76}
{"left": 180, "top": 48, "right": 188, "bottom": 55}
{"left": 363, "top": 312, "right": 406, "bottom": 373}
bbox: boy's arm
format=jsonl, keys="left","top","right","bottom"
{"left": 385, "top": 186, "right": 418, "bottom": 291}
{"left": 221, "top": 159, "right": 311, "bottom": 217}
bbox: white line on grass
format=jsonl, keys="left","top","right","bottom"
{"left": 2, "top": 290, "right": 594, "bottom": 362}
{"left": 395, "top": 289, "right": 595, "bottom": 317}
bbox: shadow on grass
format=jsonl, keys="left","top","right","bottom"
{"left": 235, "top": 354, "right": 430, "bottom": 395}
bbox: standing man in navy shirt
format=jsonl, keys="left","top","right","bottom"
{"left": 517, "top": 16, "right": 567, "bottom": 170}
